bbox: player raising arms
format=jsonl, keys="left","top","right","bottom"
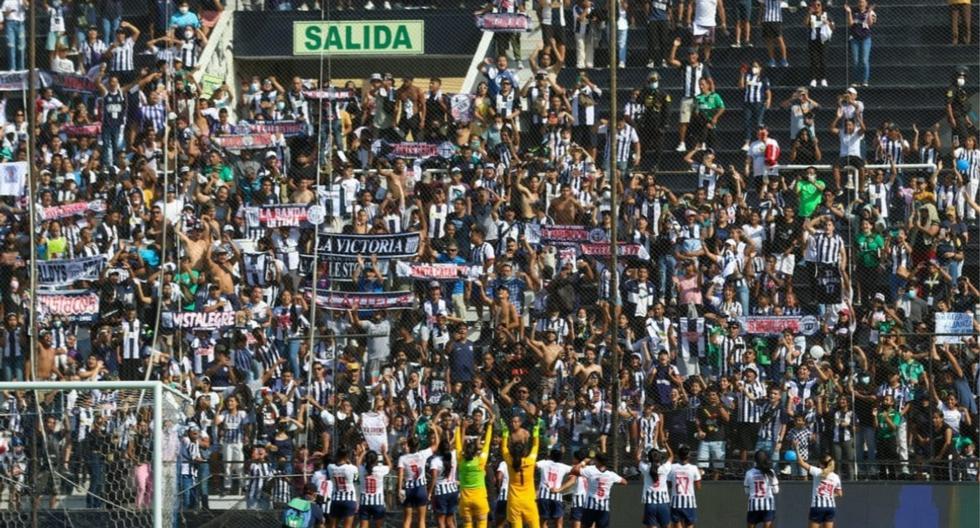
{"left": 398, "top": 416, "right": 443, "bottom": 528}
{"left": 456, "top": 416, "right": 494, "bottom": 528}
{"left": 356, "top": 447, "right": 392, "bottom": 528}
{"left": 743, "top": 450, "right": 779, "bottom": 528}
{"left": 639, "top": 446, "right": 673, "bottom": 528}
{"left": 501, "top": 418, "right": 542, "bottom": 528}
{"left": 794, "top": 442, "right": 843, "bottom": 528}
{"left": 667, "top": 445, "right": 702, "bottom": 528}
{"left": 570, "top": 452, "right": 627, "bottom": 528}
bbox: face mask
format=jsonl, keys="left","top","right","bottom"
{"left": 493, "top": 123, "right": 502, "bottom": 130}
{"left": 649, "top": 82, "right": 658, "bottom": 89}
{"left": 276, "top": 102, "right": 286, "bottom": 110}
{"left": 184, "top": 30, "right": 194, "bottom": 39}
{"left": 250, "top": 82, "right": 260, "bottom": 92}
{"left": 907, "top": 290, "right": 916, "bottom": 299}
{"left": 751, "top": 66, "right": 761, "bottom": 75}
{"left": 957, "top": 77, "right": 965, "bottom": 87}
{"left": 179, "top": 6, "right": 189, "bottom": 14}
{"left": 470, "top": 141, "right": 480, "bottom": 149}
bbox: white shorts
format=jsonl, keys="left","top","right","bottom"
{"left": 679, "top": 98, "right": 695, "bottom": 123}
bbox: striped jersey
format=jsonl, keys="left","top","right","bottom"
{"left": 496, "top": 461, "right": 509, "bottom": 501}
{"left": 639, "top": 413, "right": 661, "bottom": 452}
{"left": 744, "top": 468, "right": 779, "bottom": 511}
{"left": 109, "top": 38, "right": 135, "bottom": 72}
{"left": 398, "top": 447, "right": 434, "bottom": 489}
{"left": 536, "top": 460, "right": 573, "bottom": 501}
{"left": 736, "top": 381, "right": 766, "bottom": 423}
{"left": 247, "top": 461, "right": 274, "bottom": 500}
{"left": 580, "top": 465, "right": 623, "bottom": 511}
{"left": 639, "top": 460, "right": 671, "bottom": 504}
{"left": 668, "top": 463, "right": 701, "bottom": 508}
{"left": 359, "top": 464, "right": 390, "bottom": 506}
{"left": 328, "top": 463, "right": 359, "bottom": 501}
{"left": 743, "top": 74, "right": 770, "bottom": 103}
{"left": 429, "top": 452, "right": 460, "bottom": 495}
{"left": 804, "top": 231, "right": 844, "bottom": 264}
{"left": 762, "top": 0, "right": 783, "bottom": 22}
{"left": 808, "top": 467, "right": 841, "bottom": 508}
{"left": 311, "top": 469, "right": 333, "bottom": 501}
{"left": 219, "top": 410, "right": 247, "bottom": 444}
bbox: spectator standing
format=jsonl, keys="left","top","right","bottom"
{"left": 688, "top": 77, "right": 724, "bottom": 155}
{"left": 667, "top": 38, "right": 711, "bottom": 152}
{"left": 845, "top": 0, "right": 876, "bottom": 87}
{"left": 949, "top": 0, "right": 972, "bottom": 45}
{"left": 105, "top": 21, "right": 141, "bottom": 84}
{"left": 645, "top": 0, "right": 672, "bottom": 68}
{"left": 804, "top": 0, "right": 833, "bottom": 87}
{"left": 687, "top": 0, "right": 726, "bottom": 64}
{"left": 760, "top": 0, "right": 788, "bottom": 67}
{"left": 739, "top": 62, "right": 772, "bottom": 152}
{"left": 98, "top": 0, "right": 123, "bottom": 47}
{"left": 2, "top": 0, "right": 27, "bottom": 71}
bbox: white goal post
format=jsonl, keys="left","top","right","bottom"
{"left": 0, "top": 380, "right": 186, "bottom": 528}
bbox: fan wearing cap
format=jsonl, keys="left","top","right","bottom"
{"left": 830, "top": 103, "right": 865, "bottom": 192}
{"left": 667, "top": 37, "right": 712, "bottom": 153}
{"left": 946, "top": 67, "right": 975, "bottom": 143}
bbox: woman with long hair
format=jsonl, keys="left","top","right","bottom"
{"left": 429, "top": 438, "right": 460, "bottom": 528}
{"left": 501, "top": 418, "right": 541, "bottom": 528}
{"left": 794, "top": 448, "right": 843, "bottom": 528}
{"left": 398, "top": 423, "right": 442, "bottom": 528}
{"left": 456, "top": 417, "right": 494, "bottom": 528}
{"left": 357, "top": 447, "right": 393, "bottom": 528}
{"left": 639, "top": 447, "right": 673, "bottom": 528}
{"left": 744, "top": 450, "right": 780, "bottom": 528}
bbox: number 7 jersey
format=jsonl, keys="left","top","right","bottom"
{"left": 668, "top": 463, "right": 702, "bottom": 509}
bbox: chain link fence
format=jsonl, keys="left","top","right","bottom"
{"left": 0, "top": 0, "right": 976, "bottom": 526}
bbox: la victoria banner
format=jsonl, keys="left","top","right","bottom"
{"left": 317, "top": 232, "right": 421, "bottom": 259}
{"left": 294, "top": 20, "right": 424, "bottom": 56}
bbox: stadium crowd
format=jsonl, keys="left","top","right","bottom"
{"left": 0, "top": 0, "right": 977, "bottom": 523}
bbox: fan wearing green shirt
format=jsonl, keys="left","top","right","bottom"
{"left": 795, "top": 166, "right": 826, "bottom": 218}
{"left": 206, "top": 150, "right": 234, "bottom": 184}
{"left": 688, "top": 77, "right": 725, "bottom": 155}
{"left": 876, "top": 394, "right": 902, "bottom": 479}
{"left": 855, "top": 219, "right": 885, "bottom": 304}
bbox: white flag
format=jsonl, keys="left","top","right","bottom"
{"left": 0, "top": 161, "right": 27, "bottom": 196}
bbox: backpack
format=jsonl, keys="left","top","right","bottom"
{"left": 282, "top": 497, "right": 312, "bottom": 528}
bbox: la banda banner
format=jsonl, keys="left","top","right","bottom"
{"left": 38, "top": 255, "right": 107, "bottom": 286}
{"left": 316, "top": 232, "right": 421, "bottom": 259}
{"left": 294, "top": 20, "right": 424, "bottom": 56}
{"left": 244, "top": 204, "right": 322, "bottom": 229}
{"left": 37, "top": 290, "right": 100, "bottom": 323}
{"left": 739, "top": 315, "right": 821, "bottom": 336}
{"left": 475, "top": 13, "right": 532, "bottom": 32}
{"left": 313, "top": 291, "right": 416, "bottom": 311}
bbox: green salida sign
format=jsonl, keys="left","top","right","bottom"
{"left": 293, "top": 20, "right": 424, "bottom": 56}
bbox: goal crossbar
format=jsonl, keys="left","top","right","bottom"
{"left": 0, "top": 381, "right": 168, "bottom": 528}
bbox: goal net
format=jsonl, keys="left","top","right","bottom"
{"left": 0, "top": 381, "right": 186, "bottom": 528}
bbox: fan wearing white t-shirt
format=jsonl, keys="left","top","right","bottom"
{"left": 667, "top": 445, "right": 703, "bottom": 528}
{"left": 638, "top": 449, "right": 673, "bottom": 528}
{"left": 570, "top": 453, "right": 627, "bottom": 528}
{"left": 793, "top": 448, "right": 843, "bottom": 527}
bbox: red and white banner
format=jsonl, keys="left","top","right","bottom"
{"left": 210, "top": 133, "right": 276, "bottom": 150}
{"left": 39, "top": 199, "right": 106, "bottom": 221}
{"left": 245, "top": 204, "right": 310, "bottom": 228}
{"left": 476, "top": 13, "right": 533, "bottom": 32}
{"left": 539, "top": 225, "right": 590, "bottom": 245}
{"left": 740, "top": 315, "right": 820, "bottom": 336}
{"left": 61, "top": 123, "right": 102, "bottom": 137}
{"left": 579, "top": 243, "right": 650, "bottom": 259}
{"left": 168, "top": 311, "right": 237, "bottom": 330}
{"left": 313, "top": 291, "right": 416, "bottom": 311}
{"left": 37, "top": 290, "right": 100, "bottom": 323}
{"left": 390, "top": 142, "right": 439, "bottom": 159}
{"left": 395, "top": 261, "right": 482, "bottom": 280}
